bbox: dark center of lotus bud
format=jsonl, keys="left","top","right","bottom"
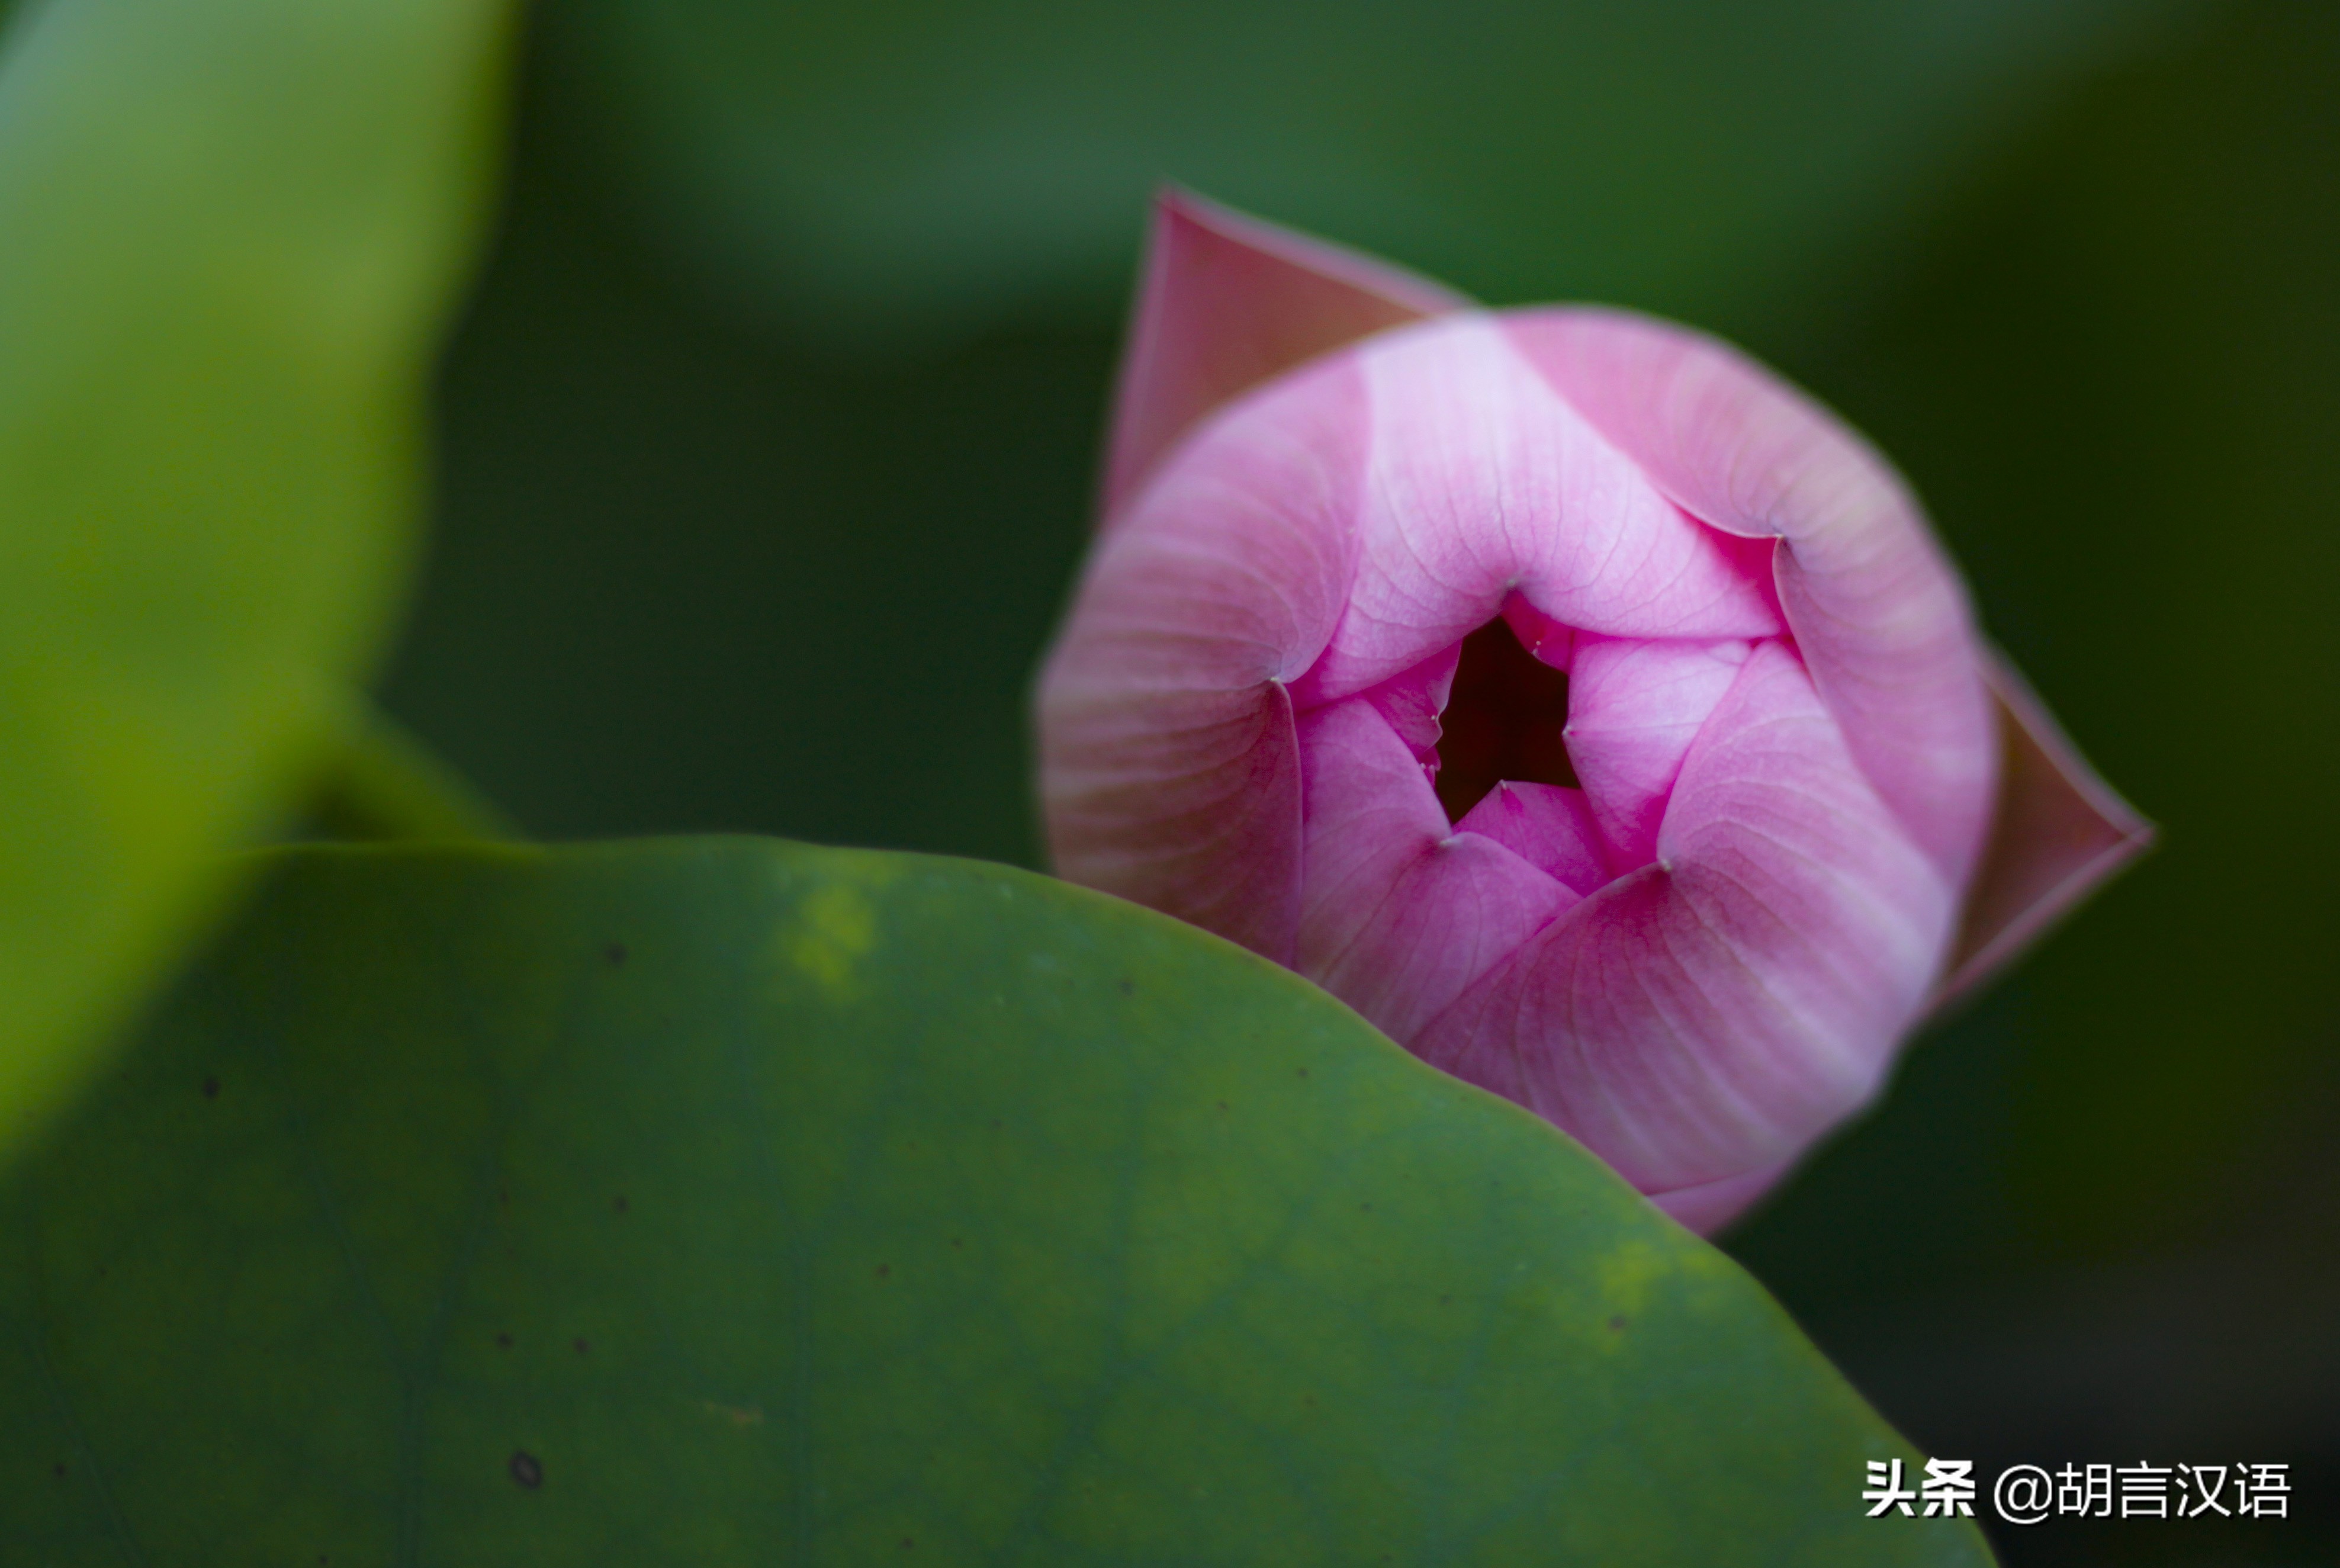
{"left": 1433, "top": 615, "right": 1579, "bottom": 823}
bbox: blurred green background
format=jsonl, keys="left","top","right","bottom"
{"left": 376, "top": 2, "right": 2335, "bottom": 1561}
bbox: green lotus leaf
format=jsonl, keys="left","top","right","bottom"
{"left": 0, "top": 838, "right": 1988, "bottom": 1564}
{"left": 0, "top": 0, "right": 513, "bottom": 1153}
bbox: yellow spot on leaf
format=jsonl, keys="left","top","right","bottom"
{"left": 1597, "top": 1240, "right": 1670, "bottom": 1323}
{"left": 785, "top": 882, "right": 877, "bottom": 1001}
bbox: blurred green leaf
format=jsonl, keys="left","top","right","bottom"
{"left": 0, "top": 838, "right": 1984, "bottom": 1565}
{"left": 558, "top": 0, "right": 2203, "bottom": 343}
{"left": 0, "top": 0, "right": 515, "bottom": 1153}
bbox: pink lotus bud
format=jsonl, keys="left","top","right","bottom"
{"left": 1037, "top": 192, "right": 2150, "bottom": 1232}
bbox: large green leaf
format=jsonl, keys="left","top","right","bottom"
{"left": 0, "top": 0, "right": 514, "bottom": 1152}
{"left": 0, "top": 838, "right": 1987, "bottom": 1564}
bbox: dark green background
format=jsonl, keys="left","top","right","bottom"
{"left": 376, "top": 4, "right": 2336, "bottom": 1562}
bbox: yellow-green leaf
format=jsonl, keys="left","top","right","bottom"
{"left": 0, "top": 0, "right": 515, "bottom": 1152}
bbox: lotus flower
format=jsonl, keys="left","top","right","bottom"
{"left": 1037, "top": 192, "right": 2150, "bottom": 1232}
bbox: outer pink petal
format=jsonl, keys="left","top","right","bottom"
{"left": 1415, "top": 641, "right": 1952, "bottom": 1204}
{"left": 1503, "top": 309, "right": 1997, "bottom": 889}
{"left": 1305, "top": 317, "right": 1782, "bottom": 699}
{"left": 1038, "top": 359, "right": 1371, "bottom": 963}
{"left": 1454, "top": 782, "right": 1609, "bottom": 897}
{"left": 1934, "top": 650, "right": 2155, "bottom": 1005}
{"left": 1296, "top": 699, "right": 1576, "bottom": 1042}
{"left": 1101, "top": 188, "right": 1467, "bottom": 523}
{"left": 1563, "top": 634, "right": 1752, "bottom": 873}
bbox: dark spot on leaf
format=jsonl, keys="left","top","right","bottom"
{"left": 52, "top": 1463, "right": 65, "bottom": 1479}
{"left": 1608, "top": 1315, "right": 1627, "bottom": 1332}
{"left": 876, "top": 1264, "right": 891, "bottom": 1278}
{"left": 1116, "top": 978, "right": 1133, "bottom": 995}
{"left": 1359, "top": 1203, "right": 1373, "bottom": 1212}
{"left": 1303, "top": 1395, "right": 1317, "bottom": 1408}
{"left": 1296, "top": 1067, "right": 1309, "bottom": 1079}
{"left": 497, "top": 1188, "right": 510, "bottom": 1207}
{"left": 510, "top": 1450, "right": 542, "bottom": 1489}
{"left": 201, "top": 1077, "right": 219, "bottom": 1100}
{"left": 573, "top": 1338, "right": 590, "bottom": 1355}
{"left": 950, "top": 1238, "right": 962, "bottom": 1248}
{"left": 1439, "top": 1294, "right": 1451, "bottom": 1306}
{"left": 989, "top": 1118, "right": 1002, "bottom": 1130}
{"left": 495, "top": 1332, "right": 512, "bottom": 1349}
{"left": 612, "top": 1195, "right": 629, "bottom": 1214}
{"left": 604, "top": 942, "right": 627, "bottom": 966}
{"left": 901, "top": 1540, "right": 915, "bottom": 1550}
{"left": 1216, "top": 1100, "right": 1229, "bottom": 1111}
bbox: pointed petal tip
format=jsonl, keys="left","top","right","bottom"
{"left": 1146, "top": 186, "right": 1473, "bottom": 319}
{"left": 1101, "top": 189, "right": 1470, "bottom": 521}
{"left": 1931, "top": 650, "right": 2155, "bottom": 1010}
